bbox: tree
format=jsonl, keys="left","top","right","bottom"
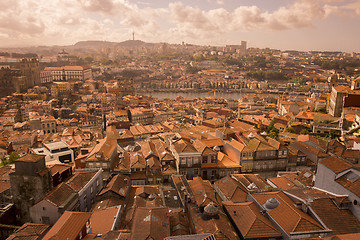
{"left": 285, "top": 127, "right": 295, "bottom": 133}
{"left": 84, "top": 56, "right": 94, "bottom": 63}
{"left": 300, "top": 129, "right": 310, "bottom": 135}
{"left": 8, "top": 152, "right": 19, "bottom": 164}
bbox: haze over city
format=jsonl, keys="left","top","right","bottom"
{"left": 1, "top": 0, "right": 360, "bottom": 52}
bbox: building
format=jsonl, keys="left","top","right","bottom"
{"left": 32, "top": 140, "right": 74, "bottom": 164}
{"left": 250, "top": 191, "right": 331, "bottom": 239}
{"left": 10, "top": 154, "right": 53, "bottom": 223}
{"left": 66, "top": 169, "right": 103, "bottom": 212}
{"left": 130, "top": 207, "right": 170, "bottom": 240}
{"left": 40, "top": 70, "right": 52, "bottom": 84}
{"left": 223, "top": 201, "right": 282, "bottom": 240}
{"left": 44, "top": 65, "right": 92, "bottom": 81}
{"left": 315, "top": 156, "right": 360, "bottom": 221}
{"left": 170, "top": 139, "right": 201, "bottom": 180}
{"left": 83, "top": 137, "right": 118, "bottom": 179}
{"left": 29, "top": 182, "right": 79, "bottom": 225}
{"left": 223, "top": 132, "right": 288, "bottom": 178}
{"left": 20, "top": 58, "right": 40, "bottom": 88}
{"left": 128, "top": 108, "right": 154, "bottom": 125}
{"left": 328, "top": 83, "right": 360, "bottom": 117}
{"left": 0, "top": 67, "right": 21, "bottom": 96}
{"left": 6, "top": 223, "right": 50, "bottom": 240}
{"left": 42, "top": 211, "right": 91, "bottom": 240}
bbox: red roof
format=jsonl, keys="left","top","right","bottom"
{"left": 42, "top": 211, "right": 91, "bottom": 240}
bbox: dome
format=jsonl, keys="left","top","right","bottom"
{"left": 264, "top": 198, "right": 280, "bottom": 210}
{"left": 204, "top": 202, "right": 218, "bottom": 216}
{"left": 247, "top": 132, "right": 256, "bottom": 139}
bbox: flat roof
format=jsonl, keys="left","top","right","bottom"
{"left": 44, "top": 141, "right": 69, "bottom": 150}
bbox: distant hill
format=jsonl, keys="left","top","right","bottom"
{"left": 73, "top": 41, "right": 119, "bottom": 48}
{"left": 73, "top": 40, "right": 149, "bottom": 49}
{"left": 117, "top": 40, "right": 147, "bottom": 47}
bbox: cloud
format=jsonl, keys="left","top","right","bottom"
{"left": 0, "top": 0, "right": 358, "bottom": 47}
{"left": 169, "top": 0, "right": 339, "bottom": 33}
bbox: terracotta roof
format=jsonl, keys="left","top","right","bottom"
{"left": 6, "top": 223, "right": 50, "bottom": 240}
{"left": 223, "top": 201, "right": 281, "bottom": 239}
{"left": 66, "top": 171, "right": 97, "bottom": 192}
{"left": 311, "top": 198, "right": 360, "bottom": 235}
{"left": 285, "top": 187, "right": 360, "bottom": 235}
{"left": 336, "top": 173, "right": 360, "bottom": 198}
{"left": 201, "top": 138, "right": 223, "bottom": 148}
{"left": 16, "top": 153, "right": 44, "bottom": 163}
{"left": 321, "top": 157, "right": 353, "bottom": 174}
{"left": 231, "top": 174, "right": 271, "bottom": 192}
{"left": 43, "top": 182, "right": 77, "bottom": 207}
{"left": 0, "top": 180, "right": 10, "bottom": 194}
{"left": 268, "top": 176, "right": 296, "bottom": 190}
{"left": 98, "top": 174, "right": 129, "bottom": 198}
{"left": 188, "top": 177, "right": 218, "bottom": 208}
{"left": 50, "top": 164, "right": 71, "bottom": 176}
{"left": 90, "top": 206, "right": 121, "bottom": 234}
{"left": 42, "top": 211, "right": 91, "bottom": 240}
{"left": 217, "top": 152, "right": 240, "bottom": 169}
{"left": 130, "top": 207, "right": 170, "bottom": 240}
{"left": 214, "top": 176, "right": 247, "bottom": 203}
{"left": 172, "top": 139, "right": 198, "bottom": 153}
{"left": 86, "top": 137, "right": 117, "bottom": 162}
{"left": 93, "top": 197, "right": 125, "bottom": 210}
{"left": 252, "top": 191, "right": 325, "bottom": 234}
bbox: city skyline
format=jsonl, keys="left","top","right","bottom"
{"left": 0, "top": 0, "right": 360, "bottom": 52}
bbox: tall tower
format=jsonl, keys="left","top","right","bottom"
{"left": 20, "top": 58, "right": 40, "bottom": 89}
{"left": 132, "top": 31, "right": 135, "bottom": 41}
{"left": 10, "top": 154, "right": 53, "bottom": 224}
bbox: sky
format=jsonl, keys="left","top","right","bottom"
{"left": 1, "top": 0, "right": 360, "bottom": 52}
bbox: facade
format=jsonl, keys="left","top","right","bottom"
{"left": 44, "top": 66, "right": 92, "bottom": 81}
{"left": 32, "top": 140, "right": 74, "bottom": 164}
{"left": 66, "top": 169, "right": 103, "bottom": 212}
{"left": 29, "top": 182, "right": 79, "bottom": 225}
{"left": 10, "top": 154, "right": 53, "bottom": 223}
{"left": 40, "top": 70, "right": 53, "bottom": 84}
{"left": 84, "top": 137, "right": 118, "bottom": 179}
{"left": 223, "top": 133, "right": 288, "bottom": 178}
{"left": 129, "top": 108, "right": 154, "bottom": 125}
{"left": 329, "top": 84, "right": 360, "bottom": 117}
{"left": 170, "top": 139, "right": 201, "bottom": 180}
{"left": 20, "top": 58, "right": 40, "bottom": 88}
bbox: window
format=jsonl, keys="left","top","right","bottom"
{"left": 211, "top": 170, "right": 216, "bottom": 176}
{"left": 194, "top": 168, "right": 199, "bottom": 175}
{"left": 211, "top": 156, "right": 216, "bottom": 163}
{"left": 202, "top": 157, "right": 208, "bottom": 164}
{"left": 43, "top": 207, "right": 46, "bottom": 211}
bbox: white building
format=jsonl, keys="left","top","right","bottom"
{"left": 43, "top": 66, "right": 92, "bottom": 81}
{"left": 32, "top": 140, "right": 74, "bottom": 164}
